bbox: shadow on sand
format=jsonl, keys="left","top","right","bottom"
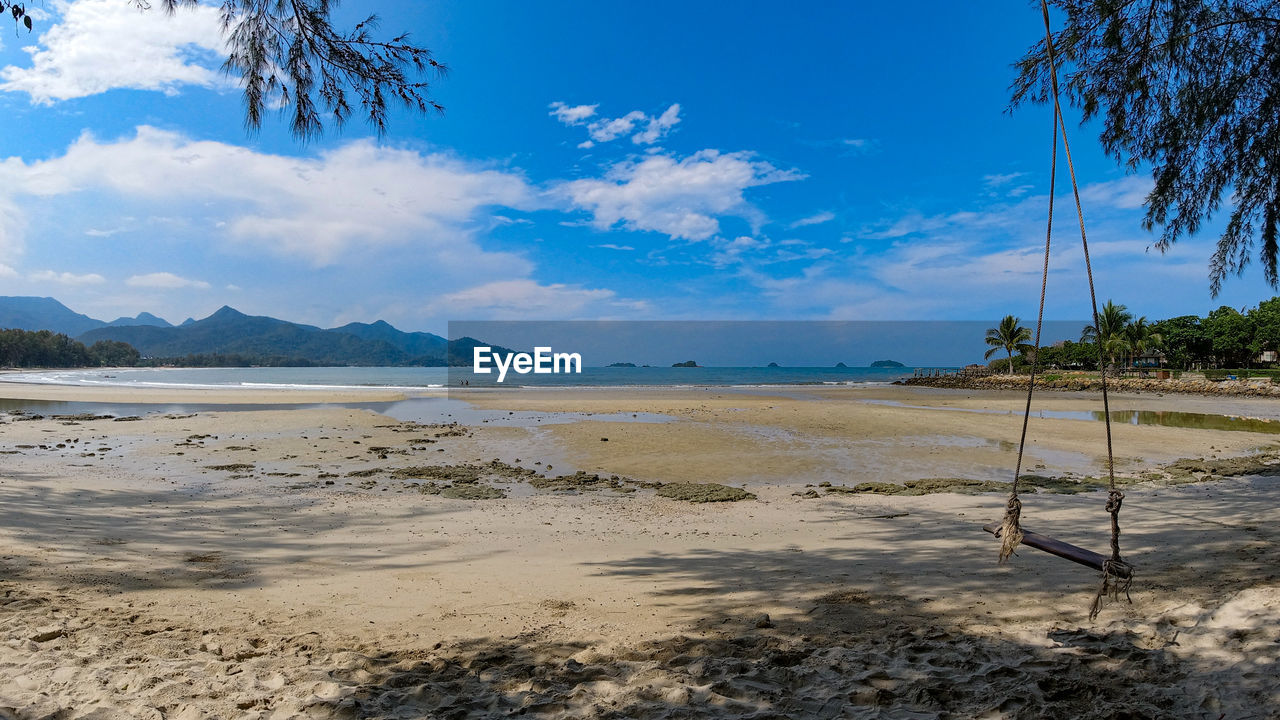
{"left": 1, "top": 477, "right": 1276, "bottom": 718}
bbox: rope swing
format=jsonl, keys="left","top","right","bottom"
{"left": 987, "top": 0, "right": 1134, "bottom": 620}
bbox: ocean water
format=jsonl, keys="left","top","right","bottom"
{"left": 0, "top": 365, "right": 924, "bottom": 390}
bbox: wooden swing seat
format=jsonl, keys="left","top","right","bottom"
{"left": 983, "top": 523, "right": 1133, "bottom": 580}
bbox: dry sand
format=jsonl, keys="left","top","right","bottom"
{"left": 0, "top": 382, "right": 1276, "bottom": 718}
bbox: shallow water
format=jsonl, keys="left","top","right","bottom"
{"left": 0, "top": 365, "right": 918, "bottom": 389}
{"left": 861, "top": 399, "right": 1280, "bottom": 434}
{"left": 373, "top": 397, "right": 674, "bottom": 427}
{"left": 0, "top": 397, "right": 351, "bottom": 416}
{"left": 0, "top": 396, "right": 673, "bottom": 429}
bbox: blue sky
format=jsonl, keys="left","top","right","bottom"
{"left": 0, "top": 0, "right": 1274, "bottom": 333}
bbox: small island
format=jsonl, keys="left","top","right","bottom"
{"left": 835, "top": 362, "right": 848, "bottom": 368}
{"left": 870, "top": 360, "right": 905, "bottom": 368}
{"left": 607, "top": 362, "right": 636, "bottom": 367}
{"left": 767, "top": 362, "right": 780, "bottom": 367}
{"left": 671, "top": 360, "right": 699, "bottom": 368}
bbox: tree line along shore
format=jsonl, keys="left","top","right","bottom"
{"left": 0, "top": 328, "right": 317, "bottom": 369}
{"left": 980, "top": 298, "right": 1280, "bottom": 375}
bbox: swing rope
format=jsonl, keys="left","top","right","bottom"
{"left": 997, "top": 50, "right": 1057, "bottom": 566}
{"left": 999, "top": 0, "right": 1134, "bottom": 619}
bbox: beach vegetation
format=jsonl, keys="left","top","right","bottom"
{"left": 1122, "top": 317, "right": 1162, "bottom": 368}
{"left": 1013, "top": 0, "right": 1280, "bottom": 295}
{"left": 87, "top": 340, "right": 142, "bottom": 367}
{"left": 983, "top": 315, "right": 1033, "bottom": 374}
{"left": 1003, "top": 297, "right": 1280, "bottom": 371}
{"left": 1080, "top": 301, "right": 1132, "bottom": 369}
{"left": 136, "top": 353, "right": 318, "bottom": 368}
{"left": 1206, "top": 306, "right": 1254, "bottom": 367}
{"left": 0, "top": 328, "right": 141, "bottom": 368}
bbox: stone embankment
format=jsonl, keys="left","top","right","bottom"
{"left": 902, "top": 373, "right": 1280, "bottom": 398}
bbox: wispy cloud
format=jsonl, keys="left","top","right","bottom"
{"left": 29, "top": 269, "right": 104, "bottom": 285}
{"left": 551, "top": 102, "right": 683, "bottom": 148}
{"left": 548, "top": 101, "right": 598, "bottom": 125}
{"left": 840, "top": 138, "right": 878, "bottom": 154}
{"left": 428, "top": 279, "right": 646, "bottom": 319}
{"left": 126, "top": 272, "right": 211, "bottom": 290}
{"left": 84, "top": 227, "right": 126, "bottom": 237}
{"left": 789, "top": 211, "right": 835, "bottom": 229}
{"left": 983, "top": 172, "right": 1026, "bottom": 187}
{"left": 632, "top": 104, "right": 681, "bottom": 144}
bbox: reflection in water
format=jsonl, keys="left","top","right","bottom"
{"left": 1097, "top": 409, "right": 1280, "bottom": 434}
{"left": 0, "top": 396, "right": 673, "bottom": 429}
{"left": 862, "top": 399, "right": 1280, "bottom": 434}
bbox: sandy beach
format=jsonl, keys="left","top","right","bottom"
{"left": 0, "top": 381, "right": 1277, "bottom": 718}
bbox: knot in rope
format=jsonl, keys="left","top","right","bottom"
{"left": 1105, "top": 489, "right": 1124, "bottom": 515}
{"left": 998, "top": 495, "right": 1024, "bottom": 564}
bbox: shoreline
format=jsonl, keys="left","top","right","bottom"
{"left": 0, "top": 379, "right": 430, "bottom": 404}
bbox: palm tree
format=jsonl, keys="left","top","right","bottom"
{"left": 1124, "top": 318, "right": 1164, "bottom": 368}
{"left": 984, "top": 315, "right": 1033, "bottom": 374}
{"left": 1123, "top": 317, "right": 1145, "bottom": 367}
{"left": 1081, "top": 300, "right": 1133, "bottom": 370}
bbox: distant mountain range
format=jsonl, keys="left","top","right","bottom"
{"left": 0, "top": 296, "right": 494, "bottom": 366}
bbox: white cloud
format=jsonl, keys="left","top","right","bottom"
{"left": 983, "top": 172, "right": 1027, "bottom": 187}
{"left": 0, "top": 0, "right": 226, "bottom": 103}
{"left": 553, "top": 102, "right": 683, "bottom": 147}
{"left": 1080, "top": 176, "right": 1151, "bottom": 210}
{"left": 29, "top": 269, "right": 104, "bottom": 285}
{"left": 548, "top": 101, "right": 598, "bottom": 125}
{"left": 710, "top": 235, "right": 769, "bottom": 267}
{"left": 770, "top": 173, "right": 1198, "bottom": 320}
{"left": 790, "top": 211, "right": 835, "bottom": 229}
{"left": 126, "top": 271, "right": 211, "bottom": 290}
{"left": 840, "top": 138, "right": 877, "bottom": 154}
{"left": 983, "top": 172, "right": 1036, "bottom": 199}
{"left": 84, "top": 227, "right": 125, "bottom": 237}
{"left": 558, "top": 149, "right": 803, "bottom": 241}
{"left": 588, "top": 111, "right": 646, "bottom": 143}
{"left": 706, "top": 235, "right": 834, "bottom": 269}
{"left": 594, "top": 244, "right": 635, "bottom": 251}
{"left": 0, "top": 126, "right": 537, "bottom": 266}
{"left": 0, "top": 262, "right": 17, "bottom": 278}
{"left": 632, "top": 104, "right": 681, "bottom": 144}
{"left": 429, "top": 279, "right": 629, "bottom": 319}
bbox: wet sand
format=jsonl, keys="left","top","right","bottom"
{"left": 0, "top": 383, "right": 1276, "bottom": 717}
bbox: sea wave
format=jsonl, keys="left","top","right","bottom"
{"left": 0, "top": 370, "right": 441, "bottom": 391}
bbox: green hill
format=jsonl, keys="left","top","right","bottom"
{"left": 7, "top": 296, "right": 511, "bottom": 367}
{"left": 79, "top": 306, "right": 423, "bottom": 365}
{"left": 0, "top": 296, "right": 107, "bottom": 337}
